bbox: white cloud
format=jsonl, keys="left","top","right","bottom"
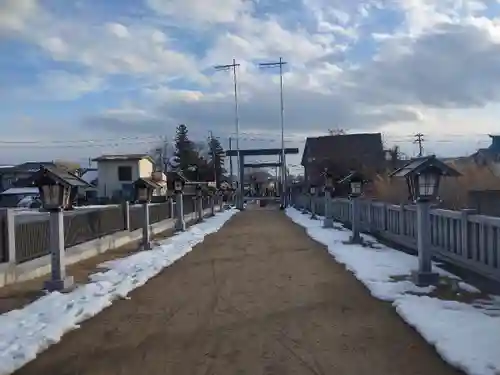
{"left": 146, "top": 0, "right": 252, "bottom": 25}
{"left": 2, "top": 0, "right": 500, "bottom": 163}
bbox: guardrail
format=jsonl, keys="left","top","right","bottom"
{"left": 293, "top": 194, "right": 500, "bottom": 282}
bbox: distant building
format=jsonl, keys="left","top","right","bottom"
{"left": 301, "top": 133, "right": 385, "bottom": 187}
{"left": 92, "top": 154, "right": 155, "bottom": 200}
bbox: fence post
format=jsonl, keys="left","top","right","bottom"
{"left": 142, "top": 203, "right": 151, "bottom": 250}
{"left": 381, "top": 203, "right": 387, "bottom": 231}
{"left": 122, "top": 201, "right": 130, "bottom": 230}
{"left": 460, "top": 208, "right": 476, "bottom": 257}
{"left": 2, "top": 209, "right": 16, "bottom": 265}
{"left": 399, "top": 203, "right": 406, "bottom": 237}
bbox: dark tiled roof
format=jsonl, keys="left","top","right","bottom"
{"left": 92, "top": 154, "right": 154, "bottom": 163}
{"left": 31, "top": 165, "right": 93, "bottom": 188}
{"left": 301, "top": 133, "right": 384, "bottom": 168}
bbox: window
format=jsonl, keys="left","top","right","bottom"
{"left": 117, "top": 166, "right": 132, "bottom": 181}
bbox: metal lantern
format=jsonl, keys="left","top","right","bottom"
{"left": 390, "top": 156, "right": 460, "bottom": 203}
{"left": 338, "top": 171, "right": 365, "bottom": 198}
{"left": 310, "top": 185, "right": 317, "bottom": 195}
{"left": 174, "top": 178, "right": 184, "bottom": 193}
{"left": 134, "top": 179, "right": 153, "bottom": 203}
{"left": 196, "top": 184, "right": 202, "bottom": 197}
{"left": 350, "top": 181, "right": 363, "bottom": 197}
{"left": 36, "top": 173, "right": 70, "bottom": 211}
{"left": 325, "top": 174, "right": 334, "bottom": 188}
{"left": 39, "top": 182, "right": 69, "bottom": 211}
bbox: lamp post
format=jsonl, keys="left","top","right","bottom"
{"left": 338, "top": 171, "right": 365, "bottom": 244}
{"left": 174, "top": 178, "right": 186, "bottom": 231}
{"left": 134, "top": 179, "right": 154, "bottom": 250}
{"left": 35, "top": 170, "right": 74, "bottom": 292}
{"left": 310, "top": 185, "right": 318, "bottom": 220}
{"left": 323, "top": 173, "right": 335, "bottom": 228}
{"left": 390, "top": 155, "right": 461, "bottom": 286}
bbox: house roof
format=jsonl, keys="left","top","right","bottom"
{"left": 301, "top": 133, "right": 384, "bottom": 167}
{"left": 92, "top": 154, "right": 155, "bottom": 163}
{"left": 80, "top": 168, "right": 98, "bottom": 184}
{"left": 135, "top": 177, "right": 164, "bottom": 189}
{"left": 0, "top": 162, "right": 56, "bottom": 174}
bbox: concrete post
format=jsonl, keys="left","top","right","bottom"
{"left": 2, "top": 209, "right": 16, "bottom": 264}
{"left": 210, "top": 196, "right": 215, "bottom": 216}
{"left": 460, "top": 208, "right": 476, "bottom": 258}
{"left": 350, "top": 197, "right": 362, "bottom": 243}
{"left": 44, "top": 210, "right": 74, "bottom": 291}
{"left": 412, "top": 201, "right": 438, "bottom": 286}
{"left": 323, "top": 191, "right": 334, "bottom": 228}
{"left": 175, "top": 192, "right": 186, "bottom": 231}
{"left": 142, "top": 203, "right": 151, "bottom": 250}
{"left": 310, "top": 193, "right": 318, "bottom": 220}
{"left": 196, "top": 196, "right": 204, "bottom": 222}
{"left": 122, "top": 201, "right": 130, "bottom": 230}
{"left": 302, "top": 193, "right": 309, "bottom": 214}
{"left": 169, "top": 197, "right": 175, "bottom": 218}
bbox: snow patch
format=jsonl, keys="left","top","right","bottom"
{"left": 0, "top": 209, "right": 237, "bottom": 375}
{"left": 286, "top": 207, "right": 500, "bottom": 375}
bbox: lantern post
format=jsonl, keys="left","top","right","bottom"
{"left": 134, "top": 179, "right": 154, "bottom": 250}
{"left": 391, "top": 156, "right": 461, "bottom": 286}
{"left": 36, "top": 169, "right": 74, "bottom": 292}
{"left": 338, "top": 171, "right": 365, "bottom": 244}
{"left": 174, "top": 177, "right": 186, "bottom": 231}
{"left": 323, "top": 172, "right": 335, "bottom": 228}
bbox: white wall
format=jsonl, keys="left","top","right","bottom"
{"left": 97, "top": 158, "right": 154, "bottom": 198}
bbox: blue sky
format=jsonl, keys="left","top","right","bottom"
{"left": 1, "top": 0, "right": 500, "bottom": 168}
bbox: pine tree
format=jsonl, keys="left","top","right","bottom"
{"left": 208, "top": 135, "right": 226, "bottom": 187}
{"left": 174, "top": 124, "right": 199, "bottom": 176}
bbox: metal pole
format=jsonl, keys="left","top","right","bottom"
{"left": 229, "top": 137, "right": 233, "bottom": 184}
{"left": 279, "top": 57, "right": 286, "bottom": 207}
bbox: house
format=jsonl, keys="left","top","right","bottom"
{"left": 92, "top": 154, "right": 155, "bottom": 200}
{"left": 301, "top": 133, "right": 385, "bottom": 187}
{"left": 77, "top": 168, "right": 98, "bottom": 200}
{"left": 0, "top": 187, "right": 40, "bottom": 207}
{"left": 0, "top": 161, "right": 57, "bottom": 191}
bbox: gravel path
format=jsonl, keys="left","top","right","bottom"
{"left": 13, "top": 209, "right": 462, "bottom": 375}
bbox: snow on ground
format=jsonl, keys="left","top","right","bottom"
{"left": 0, "top": 209, "right": 237, "bottom": 375}
{"left": 287, "top": 207, "right": 500, "bottom": 375}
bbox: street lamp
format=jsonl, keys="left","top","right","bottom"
{"left": 338, "top": 171, "right": 366, "bottom": 244}
{"left": 391, "top": 155, "right": 460, "bottom": 286}
{"left": 35, "top": 169, "right": 74, "bottom": 291}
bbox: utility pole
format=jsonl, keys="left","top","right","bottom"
{"left": 414, "top": 133, "right": 424, "bottom": 157}
{"left": 259, "top": 57, "right": 288, "bottom": 207}
{"left": 215, "top": 59, "right": 242, "bottom": 207}
{"left": 228, "top": 137, "right": 233, "bottom": 184}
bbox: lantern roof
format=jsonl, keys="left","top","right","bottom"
{"left": 32, "top": 165, "right": 93, "bottom": 188}
{"left": 390, "top": 155, "right": 461, "bottom": 178}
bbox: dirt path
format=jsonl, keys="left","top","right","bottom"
{"left": 13, "top": 210, "right": 461, "bottom": 375}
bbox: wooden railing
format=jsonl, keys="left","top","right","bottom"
{"left": 293, "top": 194, "right": 500, "bottom": 282}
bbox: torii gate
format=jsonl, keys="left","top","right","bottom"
{"left": 225, "top": 147, "right": 299, "bottom": 209}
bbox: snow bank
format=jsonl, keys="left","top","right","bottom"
{"left": 287, "top": 207, "right": 500, "bottom": 375}
{"left": 0, "top": 209, "right": 237, "bottom": 375}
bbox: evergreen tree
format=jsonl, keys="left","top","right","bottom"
{"left": 174, "top": 124, "right": 199, "bottom": 176}
{"left": 208, "top": 135, "right": 226, "bottom": 187}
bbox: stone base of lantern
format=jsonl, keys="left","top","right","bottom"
{"left": 44, "top": 276, "right": 74, "bottom": 292}
{"left": 411, "top": 270, "right": 439, "bottom": 287}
